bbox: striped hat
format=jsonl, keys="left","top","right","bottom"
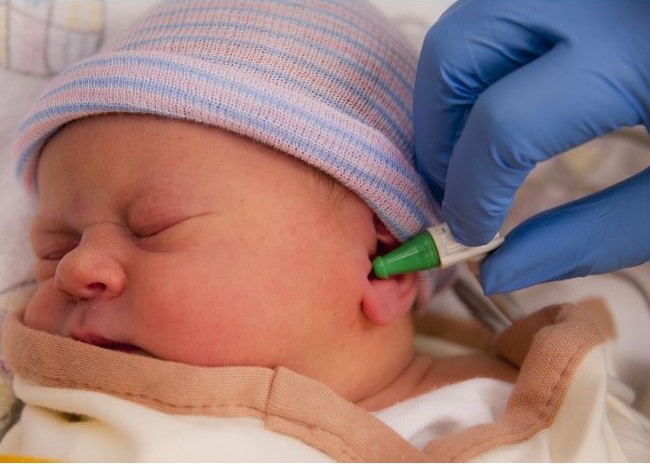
{"left": 14, "top": 1, "right": 443, "bottom": 291}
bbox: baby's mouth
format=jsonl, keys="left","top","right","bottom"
{"left": 72, "top": 333, "right": 140, "bottom": 354}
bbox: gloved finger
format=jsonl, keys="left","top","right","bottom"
{"left": 443, "top": 45, "right": 645, "bottom": 246}
{"left": 414, "top": 1, "right": 556, "bottom": 202}
{"left": 480, "top": 168, "right": 650, "bottom": 295}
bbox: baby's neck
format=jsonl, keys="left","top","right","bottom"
{"left": 356, "top": 352, "right": 518, "bottom": 412}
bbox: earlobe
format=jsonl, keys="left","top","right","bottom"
{"left": 361, "top": 217, "right": 418, "bottom": 325}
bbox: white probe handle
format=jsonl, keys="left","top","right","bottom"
{"left": 428, "top": 223, "right": 504, "bottom": 268}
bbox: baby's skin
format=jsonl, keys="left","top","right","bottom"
{"left": 24, "top": 114, "right": 516, "bottom": 410}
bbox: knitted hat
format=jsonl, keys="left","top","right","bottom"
{"left": 14, "top": 1, "right": 444, "bottom": 292}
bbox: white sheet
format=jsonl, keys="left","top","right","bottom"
{"left": 374, "top": 377, "right": 513, "bottom": 449}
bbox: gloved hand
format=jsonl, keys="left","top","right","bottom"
{"left": 414, "top": 0, "right": 650, "bottom": 294}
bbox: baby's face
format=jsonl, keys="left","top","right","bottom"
{"left": 24, "top": 114, "right": 414, "bottom": 401}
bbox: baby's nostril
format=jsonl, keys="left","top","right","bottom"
{"left": 88, "top": 282, "right": 107, "bottom": 291}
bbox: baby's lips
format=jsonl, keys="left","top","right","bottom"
{"left": 72, "top": 331, "right": 139, "bottom": 353}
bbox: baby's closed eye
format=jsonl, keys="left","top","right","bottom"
{"left": 32, "top": 240, "right": 78, "bottom": 280}
{"left": 131, "top": 212, "right": 216, "bottom": 249}
{"left": 130, "top": 218, "right": 182, "bottom": 239}
{"left": 32, "top": 235, "right": 79, "bottom": 262}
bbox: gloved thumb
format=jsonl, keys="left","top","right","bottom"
{"left": 480, "top": 168, "right": 650, "bottom": 294}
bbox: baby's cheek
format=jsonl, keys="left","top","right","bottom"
{"left": 128, "top": 257, "right": 232, "bottom": 356}
{"left": 22, "top": 283, "right": 70, "bottom": 335}
{"left": 34, "top": 260, "right": 57, "bottom": 282}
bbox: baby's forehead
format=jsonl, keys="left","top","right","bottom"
{"left": 37, "top": 114, "right": 348, "bottom": 206}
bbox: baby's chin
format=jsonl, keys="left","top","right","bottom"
{"left": 65, "top": 328, "right": 415, "bottom": 410}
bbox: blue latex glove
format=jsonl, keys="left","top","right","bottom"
{"left": 414, "top": 0, "right": 650, "bottom": 294}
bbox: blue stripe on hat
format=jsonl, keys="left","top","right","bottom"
{"left": 119, "top": 34, "right": 413, "bottom": 151}
{"left": 125, "top": 18, "right": 414, "bottom": 119}
{"left": 28, "top": 54, "right": 417, "bottom": 183}
{"left": 149, "top": 1, "right": 416, "bottom": 75}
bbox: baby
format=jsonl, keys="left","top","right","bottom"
{"left": 17, "top": 0, "right": 468, "bottom": 406}
{"left": 1, "top": 1, "right": 645, "bottom": 462}
{"left": 27, "top": 112, "right": 451, "bottom": 406}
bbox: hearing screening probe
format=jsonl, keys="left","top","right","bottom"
{"left": 372, "top": 223, "right": 504, "bottom": 278}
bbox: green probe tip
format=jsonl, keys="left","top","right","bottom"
{"left": 371, "top": 231, "right": 441, "bottom": 279}
{"left": 372, "top": 256, "right": 389, "bottom": 279}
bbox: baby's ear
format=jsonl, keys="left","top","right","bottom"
{"left": 361, "top": 217, "right": 418, "bottom": 325}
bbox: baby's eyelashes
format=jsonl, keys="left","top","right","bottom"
{"left": 32, "top": 238, "right": 79, "bottom": 262}
{"left": 128, "top": 212, "right": 199, "bottom": 240}
{"left": 130, "top": 220, "right": 179, "bottom": 240}
{"left": 42, "top": 247, "right": 76, "bottom": 261}
{"left": 31, "top": 240, "right": 78, "bottom": 281}
{"left": 131, "top": 212, "right": 214, "bottom": 245}
{"left": 34, "top": 256, "right": 60, "bottom": 281}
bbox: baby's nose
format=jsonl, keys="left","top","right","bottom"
{"left": 55, "top": 226, "right": 127, "bottom": 301}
